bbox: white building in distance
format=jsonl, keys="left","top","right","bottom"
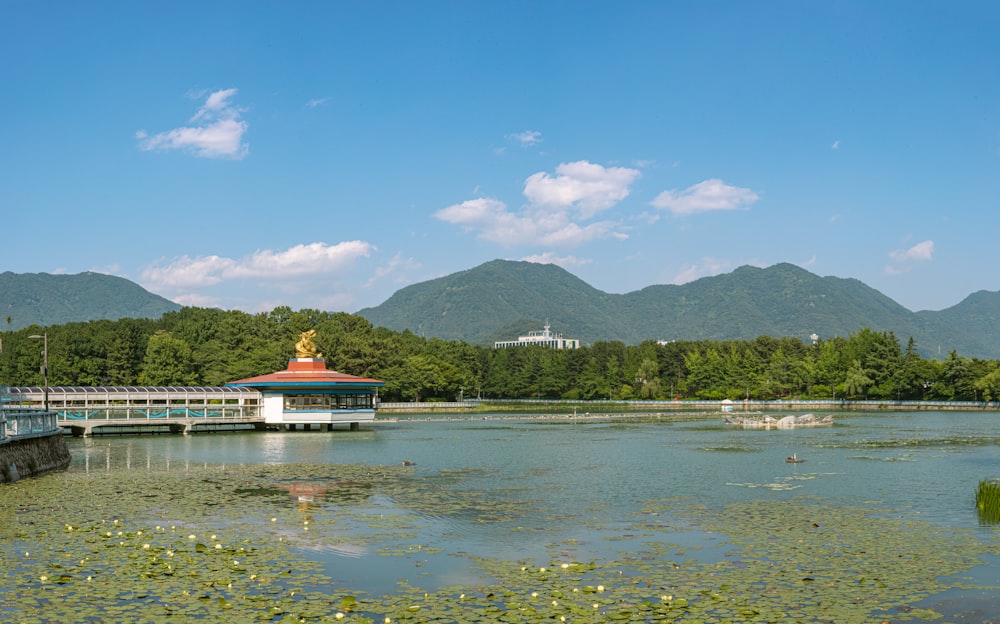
{"left": 494, "top": 323, "right": 580, "bottom": 350}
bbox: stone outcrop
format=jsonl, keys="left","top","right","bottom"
{"left": 723, "top": 413, "right": 834, "bottom": 428}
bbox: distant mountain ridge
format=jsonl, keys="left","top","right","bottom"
{"left": 358, "top": 260, "right": 1000, "bottom": 359}
{"left": 0, "top": 271, "right": 181, "bottom": 330}
{"left": 5, "top": 263, "right": 999, "bottom": 360}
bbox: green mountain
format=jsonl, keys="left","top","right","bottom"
{"left": 355, "top": 260, "right": 624, "bottom": 343}
{"left": 0, "top": 271, "right": 181, "bottom": 331}
{"left": 5, "top": 263, "right": 998, "bottom": 359}
{"left": 358, "top": 260, "right": 1000, "bottom": 358}
{"left": 916, "top": 290, "right": 1000, "bottom": 359}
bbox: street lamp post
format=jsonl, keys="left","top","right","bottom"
{"left": 28, "top": 333, "right": 48, "bottom": 411}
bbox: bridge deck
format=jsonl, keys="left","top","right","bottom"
{"left": 60, "top": 415, "right": 268, "bottom": 436}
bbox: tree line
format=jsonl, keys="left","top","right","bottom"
{"left": 3, "top": 306, "right": 1000, "bottom": 402}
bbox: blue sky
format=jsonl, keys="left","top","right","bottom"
{"left": 3, "top": 2, "right": 998, "bottom": 315}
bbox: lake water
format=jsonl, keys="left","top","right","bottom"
{"left": 18, "top": 411, "right": 1000, "bottom": 620}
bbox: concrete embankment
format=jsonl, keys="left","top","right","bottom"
{"left": 1, "top": 434, "right": 72, "bottom": 483}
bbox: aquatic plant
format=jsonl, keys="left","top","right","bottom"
{"left": 975, "top": 478, "right": 1000, "bottom": 524}
{"left": 2, "top": 462, "right": 999, "bottom": 621}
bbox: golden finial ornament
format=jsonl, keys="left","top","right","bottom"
{"left": 295, "top": 329, "right": 322, "bottom": 359}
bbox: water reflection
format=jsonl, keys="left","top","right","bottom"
{"left": 73, "top": 438, "right": 217, "bottom": 473}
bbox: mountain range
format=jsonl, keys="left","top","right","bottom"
{"left": 4, "top": 262, "right": 1000, "bottom": 360}
{"left": 0, "top": 271, "right": 181, "bottom": 331}
{"left": 357, "top": 260, "right": 1000, "bottom": 359}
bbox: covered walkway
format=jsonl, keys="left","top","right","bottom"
{"left": 7, "top": 386, "right": 263, "bottom": 436}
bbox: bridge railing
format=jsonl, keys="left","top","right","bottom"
{"left": 56, "top": 406, "right": 259, "bottom": 422}
{"left": 1, "top": 408, "right": 61, "bottom": 442}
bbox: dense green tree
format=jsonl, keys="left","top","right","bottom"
{"left": 635, "top": 358, "right": 662, "bottom": 399}
{"left": 973, "top": 362, "right": 1000, "bottom": 402}
{"left": 383, "top": 354, "right": 463, "bottom": 402}
{"left": 138, "top": 331, "right": 198, "bottom": 385}
{"left": 939, "top": 351, "right": 974, "bottom": 400}
{"left": 576, "top": 356, "right": 608, "bottom": 400}
{"left": 8, "top": 306, "right": 1000, "bottom": 407}
{"left": 843, "top": 359, "right": 873, "bottom": 399}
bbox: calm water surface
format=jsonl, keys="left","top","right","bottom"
{"left": 64, "top": 411, "right": 1000, "bottom": 604}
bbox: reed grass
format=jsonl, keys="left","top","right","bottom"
{"left": 975, "top": 478, "right": 1000, "bottom": 524}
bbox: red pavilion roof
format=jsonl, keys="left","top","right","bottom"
{"left": 227, "top": 358, "right": 384, "bottom": 388}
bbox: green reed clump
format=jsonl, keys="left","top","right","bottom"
{"left": 975, "top": 478, "right": 1000, "bottom": 524}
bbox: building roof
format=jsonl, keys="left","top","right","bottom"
{"left": 226, "top": 358, "right": 384, "bottom": 389}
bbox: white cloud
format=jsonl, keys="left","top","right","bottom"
{"left": 191, "top": 88, "right": 239, "bottom": 121}
{"left": 229, "top": 242, "right": 374, "bottom": 278}
{"left": 142, "top": 255, "right": 234, "bottom": 288}
{"left": 436, "top": 161, "right": 641, "bottom": 247}
{"left": 523, "top": 161, "right": 641, "bottom": 219}
{"left": 305, "top": 97, "right": 329, "bottom": 108}
{"left": 650, "top": 179, "right": 760, "bottom": 216}
{"left": 831, "top": 140, "right": 840, "bottom": 150}
{"left": 519, "top": 252, "right": 591, "bottom": 268}
{"left": 669, "top": 258, "right": 736, "bottom": 285}
{"left": 508, "top": 130, "right": 542, "bottom": 146}
{"left": 435, "top": 197, "right": 625, "bottom": 247}
{"left": 889, "top": 240, "right": 934, "bottom": 263}
{"left": 435, "top": 197, "right": 548, "bottom": 244}
{"left": 364, "top": 252, "right": 423, "bottom": 288}
{"left": 170, "top": 292, "right": 224, "bottom": 308}
{"left": 886, "top": 240, "right": 934, "bottom": 275}
{"left": 137, "top": 88, "right": 249, "bottom": 159}
{"left": 141, "top": 241, "right": 374, "bottom": 290}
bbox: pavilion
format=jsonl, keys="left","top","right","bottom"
{"left": 226, "top": 330, "right": 384, "bottom": 431}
